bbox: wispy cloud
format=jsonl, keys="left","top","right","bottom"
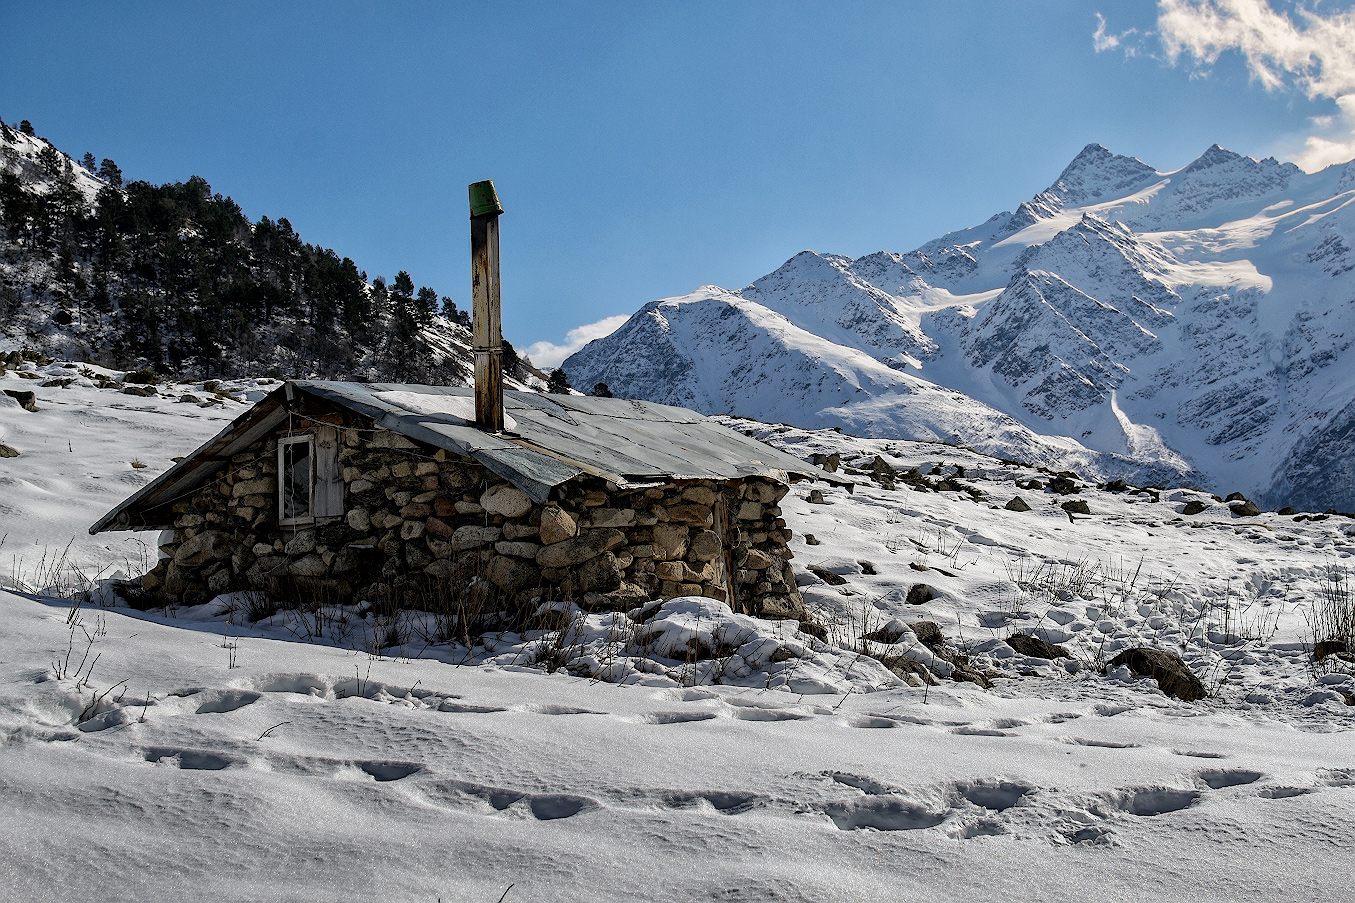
{"left": 525, "top": 314, "right": 631, "bottom": 370}
{"left": 1154, "top": 0, "right": 1355, "bottom": 171}
{"left": 1093, "top": 12, "right": 1142, "bottom": 55}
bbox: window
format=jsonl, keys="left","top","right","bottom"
{"left": 277, "top": 427, "right": 344, "bottom": 526}
{"left": 278, "top": 436, "right": 313, "bottom": 525}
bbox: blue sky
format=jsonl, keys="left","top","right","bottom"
{"left": 5, "top": 1, "right": 1353, "bottom": 365}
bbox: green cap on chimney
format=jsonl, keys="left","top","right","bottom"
{"left": 469, "top": 180, "right": 504, "bottom": 218}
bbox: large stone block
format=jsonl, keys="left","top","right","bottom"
{"left": 495, "top": 540, "right": 541, "bottom": 559}
{"left": 666, "top": 504, "right": 713, "bottom": 527}
{"left": 173, "top": 530, "right": 231, "bottom": 567}
{"left": 232, "top": 477, "right": 275, "bottom": 498}
{"left": 578, "top": 552, "right": 622, "bottom": 593}
{"left": 346, "top": 508, "right": 372, "bottom": 532}
{"left": 488, "top": 555, "right": 541, "bottom": 594}
{"left": 536, "top": 528, "right": 623, "bottom": 569}
{"left": 687, "top": 530, "right": 722, "bottom": 562}
{"left": 481, "top": 484, "right": 533, "bottom": 518}
{"left": 539, "top": 505, "right": 578, "bottom": 545}
{"left": 588, "top": 507, "right": 635, "bottom": 528}
{"left": 681, "top": 485, "right": 717, "bottom": 506}
{"left": 652, "top": 524, "right": 689, "bottom": 560}
{"left": 289, "top": 554, "right": 328, "bottom": 578}
{"left": 451, "top": 525, "right": 502, "bottom": 551}
{"left": 284, "top": 530, "right": 316, "bottom": 556}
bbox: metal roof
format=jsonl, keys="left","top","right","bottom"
{"left": 91, "top": 381, "right": 841, "bottom": 533}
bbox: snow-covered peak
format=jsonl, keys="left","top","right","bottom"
{"left": 1044, "top": 143, "right": 1159, "bottom": 208}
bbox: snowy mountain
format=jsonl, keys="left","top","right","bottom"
{"left": 566, "top": 143, "right": 1355, "bottom": 511}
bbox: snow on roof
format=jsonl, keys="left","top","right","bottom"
{"left": 91, "top": 380, "right": 840, "bottom": 532}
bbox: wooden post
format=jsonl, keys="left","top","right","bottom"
{"left": 469, "top": 181, "right": 505, "bottom": 432}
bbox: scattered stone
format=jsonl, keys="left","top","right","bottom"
{"left": 1313, "top": 639, "right": 1349, "bottom": 661}
{"left": 0, "top": 443, "right": 17, "bottom": 458}
{"left": 121, "top": 384, "right": 157, "bottom": 397}
{"left": 1107, "top": 647, "right": 1207, "bottom": 702}
{"left": 1182, "top": 499, "right": 1210, "bottom": 516}
{"left": 810, "top": 452, "right": 840, "bottom": 473}
{"left": 172, "top": 530, "right": 231, "bottom": 567}
{"left": 804, "top": 533, "right": 820, "bottom": 545}
{"left": 1005, "top": 496, "right": 1031, "bottom": 512}
{"left": 3, "top": 389, "right": 38, "bottom": 412}
{"left": 807, "top": 489, "right": 828, "bottom": 505}
{"left": 1005, "top": 633, "right": 1070, "bottom": 660}
{"left": 536, "top": 528, "right": 624, "bottom": 569}
{"left": 910, "top": 620, "right": 944, "bottom": 649}
{"left": 1229, "top": 499, "right": 1261, "bottom": 517}
{"left": 1047, "top": 474, "right": 1080, "bottom": 495}
{"left": 1061, "top": 499, "right": 1091, "bottom": 516}
{"left": 906, "top": 584, "right": 936, "bottom": 605}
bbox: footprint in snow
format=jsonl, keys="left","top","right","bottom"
{"left": 144, "top": 747, "right": 237, "bottom": 770}
{"left": 439, "top": 781, "right": 599, "bottom": 820}
{"left": 643, "top": 711, "right": 718, "bottom": 725}
{"left": 1064, "top": 737, "right": 1140, "bottom": 749}
{"left": 194, "top": 690, "right": 262, "bottom": 714}
{"left": 955, "top": 779, "right": 1034, "bottom": 811}
{"left": 1117, "top": 787, "right": 1201, "bottom": 816}
{"left": 1196, "top": 768, "right": 1263, "bottom": 790}
{"left": 823, "top": 797, "right": 948, "bottom": 832}
{"left": 357, "top": 761, "right": 422, "bottom": 782}
{"left": 1258, "top": 786, "right": 1313, "bottom": 799}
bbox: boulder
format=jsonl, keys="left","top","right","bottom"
{"left": 1182, "top": 499, "right": 1209, "bottom": 516}
{"left": 539, "top": 505, "right": 578, "bottom": 545}
{"left": 121, "top": 384, "right": 157, "bottom": 397}
{"left": 481, "top": 484, "right": 532, "bottom": 518}
{"left": 1005, "top": 633, "right": 1069, "bottom": 660}
{"left": 3, "top": 389, "right": 37, "bottom": 412}
{"left": 284, "top": 529, "right": 316, "bottom": 556}
{"left": 906, "top": 583, "right": 937, "bottom": 605}
{"left": 651, "top": 524, "right": 689, "bottom": 560}
{"left": 807, "top": 564, "right": 846, "bottom": 586}
{"left": 810, "top": 452, "right": 840, "bottom": 473}
{"left": 1005, "top": 496, "right": 1031, "bottom": 512}
{"left": 1229, "top": 499, "right": 1261, "bottom": 517}
{"left": 0, "top": 443, "right": 17, "bottom": 458}
{"left": 535, "top": 528, "right": 624, "bottom": 569}
{"left": 1107, "top": 647, "right": 1207, "bottom": 702}
{"left": 1047, "top": 475, "right": 1080, "bottom": 495}
{"left": 807, "top": 489, "right": 828, "bottom": 505}
{"left": 910, "top": 620, "right": 945, "bottom": 649}
{"left": 289, "top": 554, "right": 328, "bottom": 578}
{"left": 1061, "top": 499, "right": 1091, "bottom": 516}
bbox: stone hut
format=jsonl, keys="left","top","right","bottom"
{"left": 90, "top": 381, "right": 835, "bottom": 620}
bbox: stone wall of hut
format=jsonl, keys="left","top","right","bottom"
{"left": 142, "top": 422, "right": 804, "bottom": 620}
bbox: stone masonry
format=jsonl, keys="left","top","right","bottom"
{"left": 142, "top": 414, "right": 804, "bottom": 620}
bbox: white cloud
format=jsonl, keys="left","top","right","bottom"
{"left": 524, "top": 314, "right": 631, "bottom": 370}
{"left": 1093, "top": 13, "right": 1142, "bottom": 55}
{"left": 1155, "top": 0, "right": 1355, "bottom": 171}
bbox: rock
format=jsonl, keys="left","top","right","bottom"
{"left": 536, "top": 528, "right": 624, "bottom": 569}
{"left": 1106, "top": 647, "right": 1207, "bottom": 702}
{"left": 0, "top": 443, "right": 17, "bottom": 458}
{"left": 868, "top": 456, "right": 895, "bottom": 476}
{"left": 581, "top": 582, "right": 650, "bottom": 612}
{"left": 494, "top": 540, "right": 541, "bottom": 559}
{"left": 1229, "top": 499, "right": 1261, "bottom": 517}
{"left": 425, "top": 517, "right": 454, "bottom": 539}
{"left": 1005, "top": 495, "right": 1031, "bottom": 512}
{"left": 736, "top": 501, "right": 763, "bottom": 521}
{"left": 232, "top": 477, "right": 275, "bottom": 498}
{"left": 367, "top": 430, "right": 417, "bottom": 450}
{"left": 688, "top": 530, "right": 723, "bottom": 562}
{"left": 1182, "top": 499, "right": 1210, "bottom": 516}
{"left": 177, "top": 394, "right": 200, "bottom": 403}
{"left": 481, "top": 484, "right": 532, "bottom": 518}
{"left": 682, "top": 485, "right": 716, "bottom": 506}
{"left": 906, "top": 583, "right": 936, "bottom": 605}
{"left": 502, "top": 522, "right": 539, "bottom": 540}
{"left": 172, "top": 530, "right": 231, "bottom": 567}
{"left": 450, "top": 525, "right": 502, "bottom": 551}
{"left": 588, "top": 507, "right": 635, "bottom": 528}
{"left": 1005, "top": 633, "right": 1069, "bottom": 659}
{"left": 346, "top": 507, "right": 371, "bottom": 532}
{"left": 910, "top": 620, "right": 944, "bottom": 649}
{"left": 811, "top": 452, "right": 840, "bottom": 472}
{"left": 1313, "top": 639, "right": 1348, "bottom": 660}
{"left": 3, "top": 389, "right": 38, "bottom": 412}
{"left": 804, "top": 533, "right": 820, "bottom": 545}
{"left": 651, "top": 524, "right": 689, "bottom": 560}
{"left": 807, "top": 489, "right": 828, "bottom": 505}
{"left": 578, "top": 552, "right": 622, "bottom": 593}
{"left": 289, "top": 554, "right": 328, "bottom": 578}
{"left": 284, "top": 530, "right": 317, "bottom": 556}
{"left": 1061, "top": 499, "right": 1091, "bottom": 516}
{"left": 539, "top": 505, "right": 578, "bottom": 545}
{"left": 668, "top": 504, "right": 714, "bottom": 527}
{"left": 487, "top": 555, "right": 541, "bottom": 594}
{"left": 400, "top": 520, "right": 425, "bottom": 540}
{"left": 1278, "top": 506, "right": 1295, "bottom": 515}
{"left": 121, "top": 384, "right": 157, "bottom": 397}
{"left": 743, "top": 549, "right": 774, "bottom": 569}
{"left": 1048, "top": 475, "right": 1080, "bottom": 495}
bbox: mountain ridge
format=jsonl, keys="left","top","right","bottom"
{"left": 567, "top": 143, "right": 1355, "bottom": 509}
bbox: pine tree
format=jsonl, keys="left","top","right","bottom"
{"left": 98, "top": 158, "right": 122, "bottom": 187}
{"left": 19, "top": 120, "right": 34, "bottom": 136}
{"left": 80, "top": 152, "right": 96, "bottom": 172}
{"left": 547, "top": 368, "right": 571, "bottom": 394}
{"left": 591, "top": 382, "right": 613, "bottom": 397}
{"left": 415, "top": 285, "right": 438, "bottom": 326}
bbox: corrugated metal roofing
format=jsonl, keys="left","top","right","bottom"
{"left": 91, "top": 381, "right": 841, "bottom": 533}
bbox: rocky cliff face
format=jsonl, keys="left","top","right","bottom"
{"left": 568, "top": 144, "right": 1355, "bottom": 509}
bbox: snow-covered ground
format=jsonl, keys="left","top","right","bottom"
{"left": 3, "top": 364, "right": 1354, "bottom": 901}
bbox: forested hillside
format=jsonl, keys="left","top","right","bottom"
{"left": 0, "top": 117, "right": 533, "bottom": 385}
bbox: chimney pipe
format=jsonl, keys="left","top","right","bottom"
{"left": 469, "top": 180, "right": 505, "bottom": 432}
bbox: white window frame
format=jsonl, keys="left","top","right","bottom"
{"left": 278, "top": 435, "right": 315, "bottom": 526}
